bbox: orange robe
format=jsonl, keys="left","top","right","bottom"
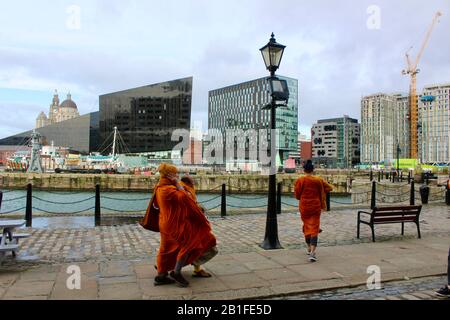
{"left": 156, "top": 178, "right": 216, "bottom": 273}
{"left": 180, "top": 181, "right": 197, "bottom": 202}
{"left": 294, "top": 175, "right": 333, "bottom": 238}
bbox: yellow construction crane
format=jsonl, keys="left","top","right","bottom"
{"left": 402, "top": 11, "right": 442, "bottom": 160}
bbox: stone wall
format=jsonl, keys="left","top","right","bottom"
{"left": 0, "top": 173, "right": 349, "bottom": 194}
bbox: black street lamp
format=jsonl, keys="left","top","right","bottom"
{"left": 259, "top": 33, "right": 289, "bottom": 250}
{"left": 396, "top": 142, "right": 401, "bottom": 182}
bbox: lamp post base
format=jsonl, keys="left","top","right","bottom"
{"left": 259, "top": 238, "right": 283, "bottom": 250}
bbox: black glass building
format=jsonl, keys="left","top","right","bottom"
{"left": 0, "top": 112, "right": 100, "bottom": 154}
{"left": 99, "top": 77, "right": 193, "bottom": 154}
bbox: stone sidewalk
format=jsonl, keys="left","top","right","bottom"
{"left": 5, "top": 205, "right": 450, "bottom": 262}
{"left": 0, "top": 234, "right": 448, "bottom": 300}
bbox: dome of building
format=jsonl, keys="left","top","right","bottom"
{"left": 60, "top": 93, "right": 78, "bottom": 109}
{"left": 37, "top": 111, "right": 47, "bottom": 119}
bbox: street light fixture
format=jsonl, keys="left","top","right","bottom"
{"left": 259, "top": 33, "right": 289, "bottom": 250}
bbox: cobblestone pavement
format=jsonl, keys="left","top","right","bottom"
{"left": 4, "top": 204, "right": 449, "bottom": 264}
{"left": 268, "top": 275, "right": 449, "bottom": 300}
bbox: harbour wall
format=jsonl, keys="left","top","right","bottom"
{"left": 0, "top": 173, "right": 351, "bottom": 194}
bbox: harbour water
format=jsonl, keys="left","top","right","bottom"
{"left": 0, "top": 189, "right": 352, "bottom": 228}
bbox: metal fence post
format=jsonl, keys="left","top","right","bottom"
{"left": 25, "top": 184, "right": 32, "bottom": 227}
{"left": 0, "top": 191, "right": 2, "bottom": 211}
{"left": 446, "top": 180, "right": 450, "bottom": 205}
{"left": 326, "top": 192, "right": 331, "bottom": 211}
{"left": 221, "top": 184, "right": 226, "bottom": 217}
{"left": 408, "top": 171, "right": 411, "bottom": 184}
{"left": 371, "top": 181, "right": 376, "bottom": 209}
{"left": 95, "top": 184, "right": 101, "bottom": 226}
{"left": 277, "top": 182, "right": 281, "bottom": 215}
{"left": 410, "top": 180, "right": 415, "bottom": 205}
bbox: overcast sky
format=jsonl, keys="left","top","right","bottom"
{"left": 0, "top": 0, "right": 449, "bottom": 139}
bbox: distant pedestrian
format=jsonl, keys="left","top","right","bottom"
{"left": 294, "top": 160, "right": 333, "bottom": 262}
{"left": 435, "top": 248, "right": 450, "bottom": 298}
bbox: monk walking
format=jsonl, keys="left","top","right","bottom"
{"left": 142, "top": 163, "right": 217, "bottom": 287}
{"left": 294, "top": 160, "right": 333, "bottom": 262}
{"left": 180, "top": 175, "right": 218, "bottom": 278}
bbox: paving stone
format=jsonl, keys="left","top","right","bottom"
{"left": 410, "top": 292, "right": 433, "bottom": 299}
{"left": 4, "top": 280, "right": 54, "bottom": 298}
{"left": 217, "top": 272, "right": 270, "bottom": 290}
{"left": 385, "top": 295, "right": 402, "bottom": 300}
{"left": 401, "top": 294, "right": 421, "bottom": 300}
{"left": 99, "top": 283, "right": 142, "bottom": 300}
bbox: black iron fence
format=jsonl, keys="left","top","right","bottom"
{"left": 0, "top": 180, "right": 448, "bottom": 227}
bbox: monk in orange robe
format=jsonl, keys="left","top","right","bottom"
{"left": 153, "top": 163, "right": 217, "bottom": 287}
{"left": 180, "top": 176, "right": 217, "bottom": 278}
{"left": 294, "top": 160, "right": 333, "bottom": 262}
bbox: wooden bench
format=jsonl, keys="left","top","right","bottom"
{"left": 357, "top": 205, "right": 422, "bottom": 242}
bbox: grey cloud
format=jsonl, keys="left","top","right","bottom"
{"left": 0, "top": 0, "right": 449, "bottom": 139}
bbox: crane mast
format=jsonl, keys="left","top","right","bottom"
{"left": 402, "top": 11, "right": 442, "bottom": 160}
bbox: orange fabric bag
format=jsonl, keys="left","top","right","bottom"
{"left": 139, "top": 188, "right": 160, "bottom": 232}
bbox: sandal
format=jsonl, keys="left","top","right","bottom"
{"left": 154, "top": 275, "right": 175, "bottom": 286}
{"left": 192, "top": 269, "right": 212, "bottom": 278}
{"left": 170, "top": 271, "right": 190, "bottom": 287}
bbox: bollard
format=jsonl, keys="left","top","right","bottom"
{"left": 410, "top": 181, "right": 415, "bottom": 205}
{"left": 400, "top": 171, "right": 403, "bottom": 182}
{"left": 446, "top": 180, "right": 450, "bottom": 205}
{"left": 369, "top": 170, "right": 373, "bottom": 181}
{"left": 277, "top": 182, "right": 281, "bottom": 215}
{"left": 326, "top": 192, "right": 331, "bottom": 211}
{"left": 0, "top": 191, "right": 2, "bottom": 211}
{"left": 371, "top": 181, "right": 376, "bottom": 209}
{"left": 377, "top": 171, "right": 381, "bottom": 182}
{"left": 386, "top": 172, "right": 389, "bottom": 180}
{"left": 25, "top": 183, "right": 32, "bottom": 227}
{"left": 419, "top": 185, "right": 430, "bottom": 204}
{"left": 221, "top": 184, "right": 226, "bottom": 217}
{"left": 95, "top": 184, "right": 101, "bottom": 226}
{"left": 408, "top": 171, "right": 411, "bottom": 184}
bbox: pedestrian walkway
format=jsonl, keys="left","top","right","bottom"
{"left": 0, "top": 205, "right": 448, "bottom": 299}
{"left": 0, "top": 234, "right": 448, "bottom": 299}
{"left": 3, "top": 205, "right": 449, "bottom": 262}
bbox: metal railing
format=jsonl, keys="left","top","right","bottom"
{"left": 0, "top": 180, "right": 448, "bottom": 227}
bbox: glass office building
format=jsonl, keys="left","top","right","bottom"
{"left": 99, "top": 77, "right": 192, "bottom": 154}
{"left": 0, "top": 112, "right": 100, "bottom": 154}
{"left": 208, "top": 76, "right": 298, "bottom": 162}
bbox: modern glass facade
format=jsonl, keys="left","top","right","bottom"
{"left": 0, "top": 112, "right": 100, "bottom": 154}
{"left": 99, "top": 77, "right": 193, "bottom": 154}
{"left": 312, "top": 116, "right": 360, "bottom": 168}
{"left": 418, "top": 84, "right": 450, "bottom": 164}
{"left": 208, "top": 76, "right": 298, "bottom": 161}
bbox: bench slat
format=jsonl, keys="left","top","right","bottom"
{"left": 372, "top": 212, "right": 420, "bottom": 217}
{"left": 373, "top": 206, "right": 422, "bottom": 211}
{"left": 374, "top": 217, "right": 417, "bottom": 223}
